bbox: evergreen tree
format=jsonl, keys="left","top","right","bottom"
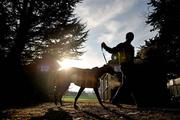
{"left": 0, "top": 0, "right": 88, "bottom": 105}
{"left": 138, "top": 0, "right": 180, "bottom": 76}
{"left": 0, "top": 0, "right": 87, "bottom": 66}
{"left": 133, "top": 0, "right": 180, "bottom": 107}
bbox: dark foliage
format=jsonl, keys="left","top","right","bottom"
{"left": 0, "top": 0, "right": 88, "bottom": 107}
{"left": 0, "top": 0, "right": 87, "bottom": 65}
{"left": 139, "top": 0, "right": 180, "bottom": 76}
{"left": 132, "top": 0, "right": 180, "bottom": 107}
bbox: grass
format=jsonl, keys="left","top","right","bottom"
{"left": 62, "top": 95, "right": 98, "bottom": 102}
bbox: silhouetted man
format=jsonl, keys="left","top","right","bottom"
{"left": 101, "top": 32, "right": 135, "bottom": 104}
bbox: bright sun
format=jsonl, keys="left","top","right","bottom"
{"left": 57, "top": 58, "right": 93, "bottom": 92}
{"left": 57, "top": 58, "right": 91, "bottom": 70}
{"left": 57, "top": 59, "right": 74, "bottom": 70}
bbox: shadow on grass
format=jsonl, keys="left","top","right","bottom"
{"left": 30, "top": 108, "right": 72, "bottom": 120}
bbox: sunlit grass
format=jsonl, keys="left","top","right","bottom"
{"left": 62, "top": 95, "right": 98, "bottom": 102}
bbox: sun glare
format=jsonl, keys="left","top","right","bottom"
{"left": 57, "top": 58, "right": 92, "bottom": 70}
{"left": 57, "top": 58, "right": 94, "bottom": 92}
{"left": 57, "top": 59, "right": 73, "bottom": 70}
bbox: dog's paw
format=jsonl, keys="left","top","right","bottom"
{"left": 74, "top": 104, "right": 81, "bottom": 110}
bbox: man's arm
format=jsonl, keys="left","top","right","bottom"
{"left": 101, "top": 42, "right": 120, "bottom": 53}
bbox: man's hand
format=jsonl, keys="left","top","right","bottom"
{"left": 101, "top": 42, "right": 106, "bottom": 48}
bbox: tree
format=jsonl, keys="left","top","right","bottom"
{"left": 144, "top": 0, "right": 180, "bottom": 75}
{"left": 0, "top": 0, "right": 88, "bottom": 106}
{"left": 133, "top": 0, "right": 180, "bottom": 107}
{"left": 0, "top": 0, "right": 87, "bottom": 67}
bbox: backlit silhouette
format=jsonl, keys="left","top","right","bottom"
{"left": 54, "top": 65, "right": 115, "bottom": 109}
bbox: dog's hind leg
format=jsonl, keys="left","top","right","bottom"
{"left": 59, "top": 94, "right": 63, "bottom": 106}
{"left": 74, "top": 87, "right": 85, "bottom": 110}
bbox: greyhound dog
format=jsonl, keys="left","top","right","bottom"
{"left": 54, "top": 65, "right": 116, "bottom": 109}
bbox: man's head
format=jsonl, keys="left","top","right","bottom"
{"left": 126, "top": 32, "right": 134, "bottom": 42}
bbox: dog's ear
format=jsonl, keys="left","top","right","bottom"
{"left": 92, "top": 66, "right": 99, "bottom": 70}
{"left": 103, "top": 64, "right": 110, "bottom": 69}
{"left": 102, "top": 64, "right": 107, "bottom": 67}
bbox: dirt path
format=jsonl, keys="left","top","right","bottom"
{"left": 1, "top": 102, "right": 180, "bottom": 120}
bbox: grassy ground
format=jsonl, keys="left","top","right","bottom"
{"left": 62, "top": 95, "right": 98, "bottom": 102}
{"left": 1, "top": 102, "right": 180, "bottom": 120}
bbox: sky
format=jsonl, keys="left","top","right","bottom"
{"left": 65, "top": 0, "right": 157, "bottom": 92}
